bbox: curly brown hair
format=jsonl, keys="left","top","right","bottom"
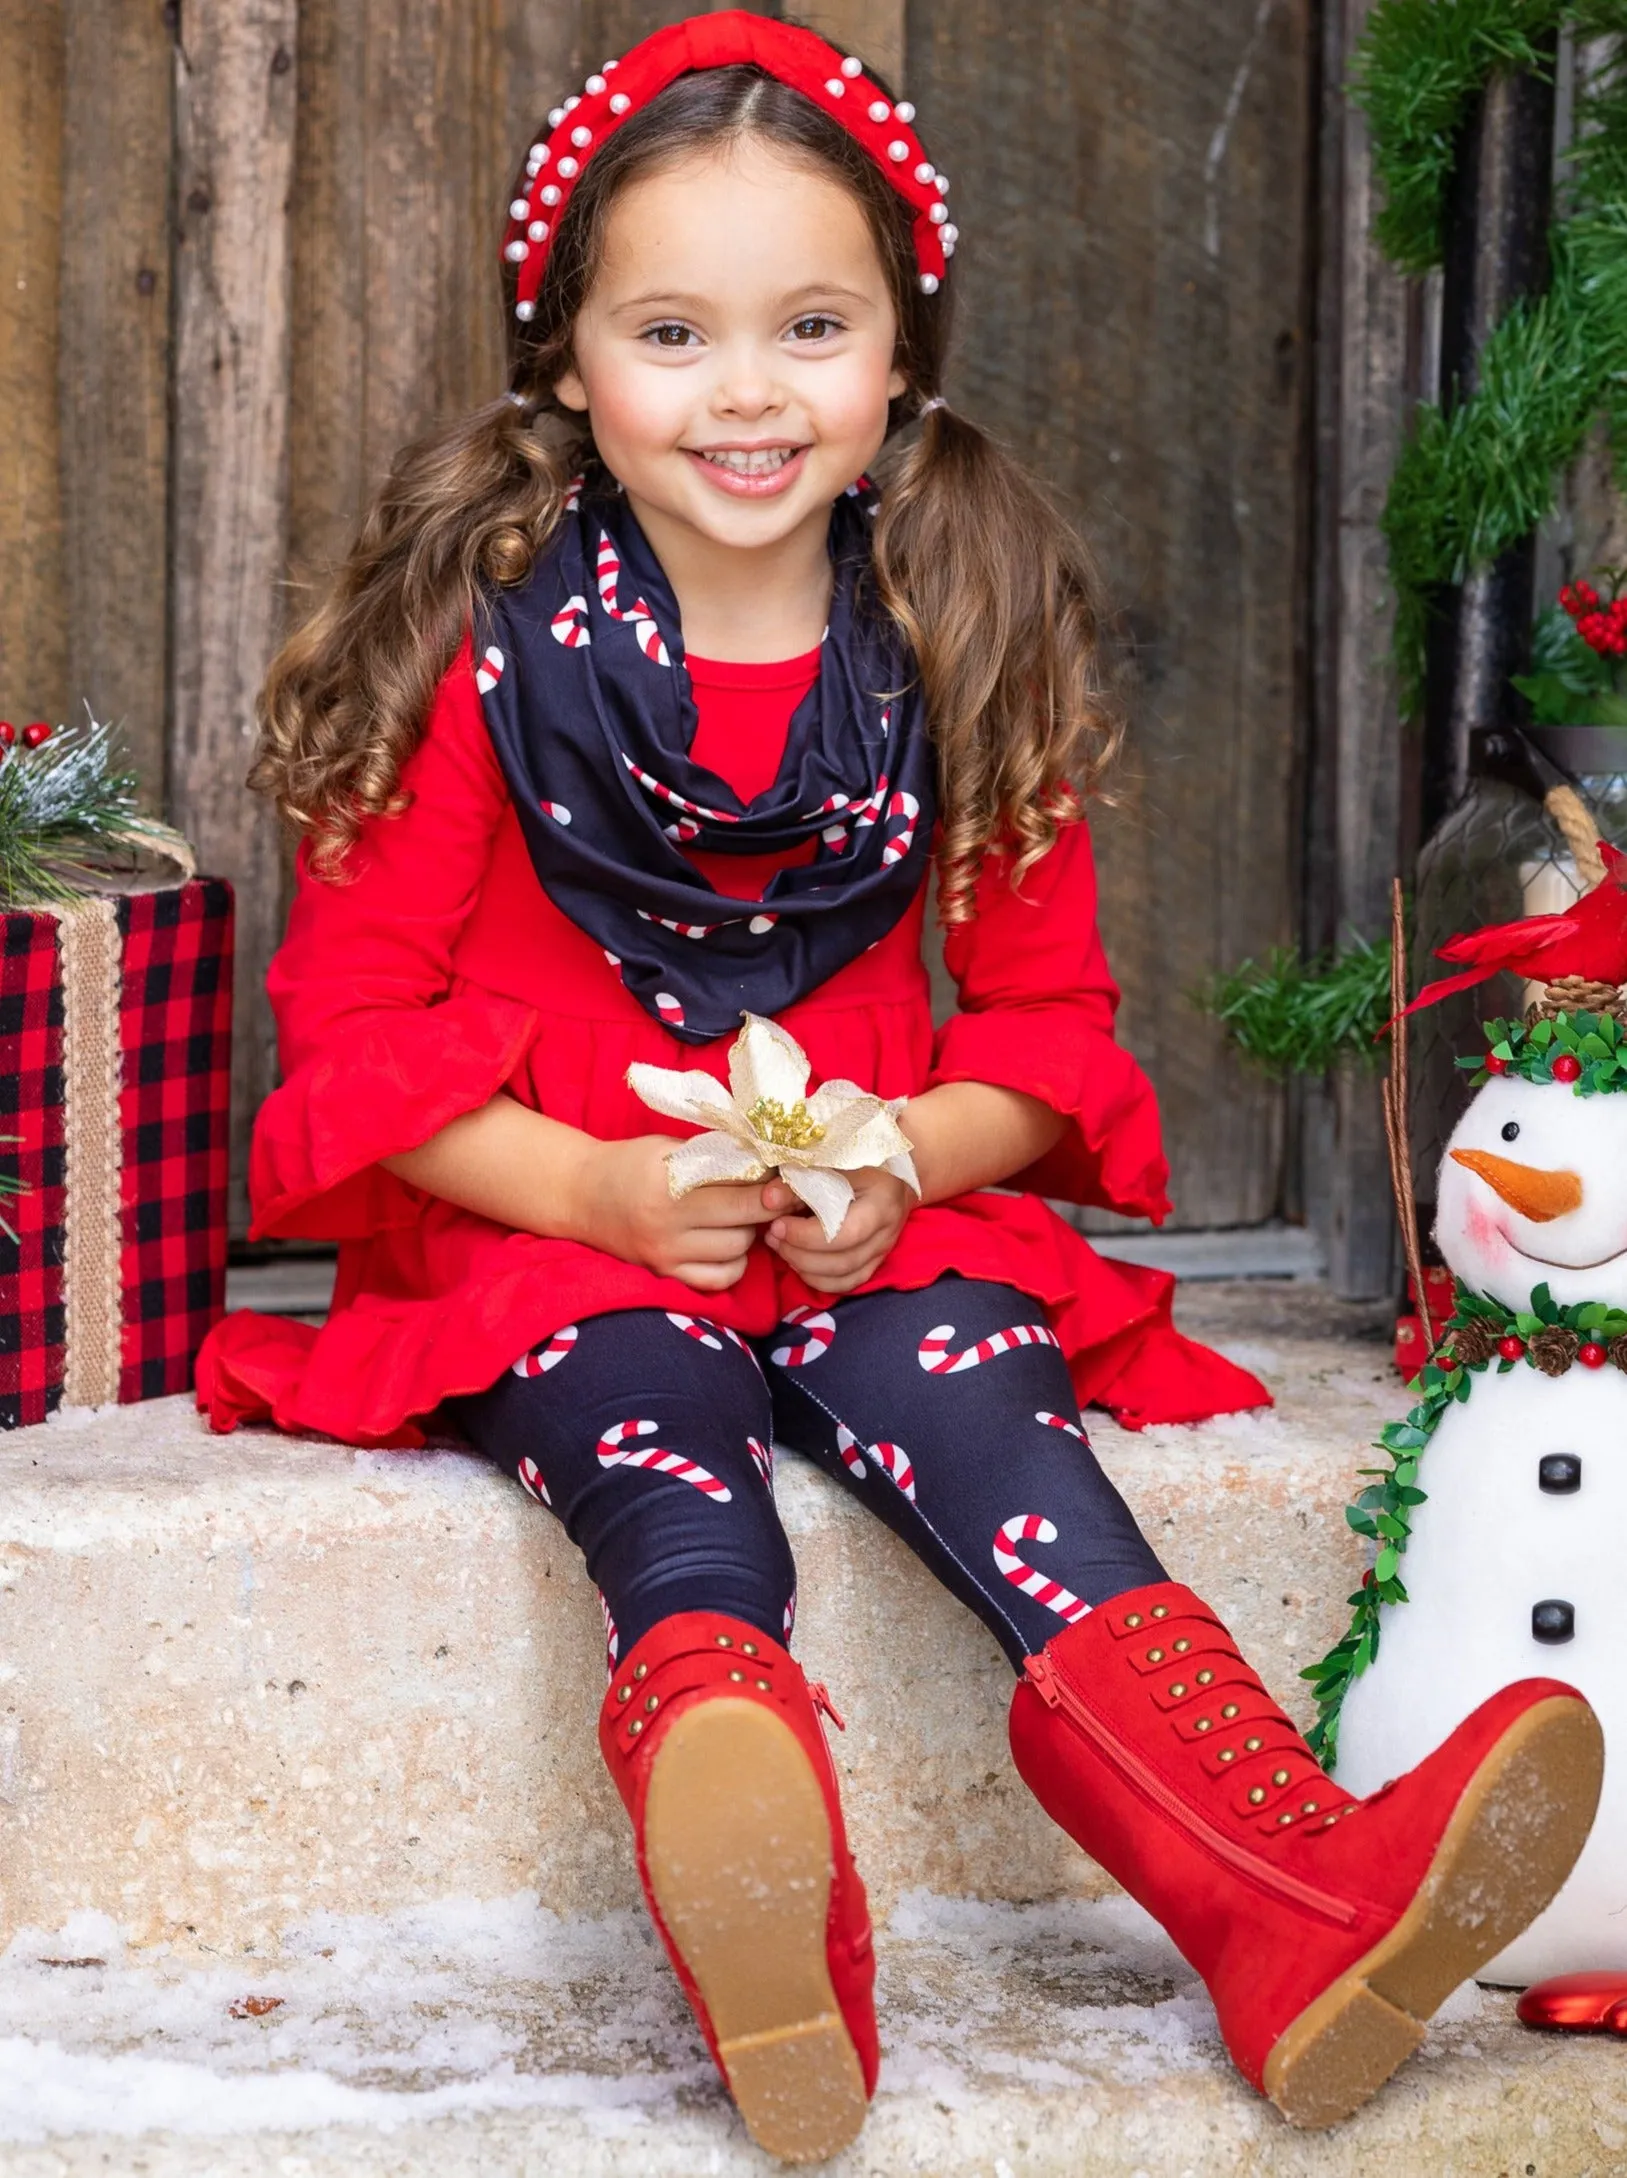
{"left": 253, "top": 62, "right": 1121, "bottom": 919}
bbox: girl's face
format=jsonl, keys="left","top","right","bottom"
{"left": 554, "top": 140, "right": 907, "bottom": 556}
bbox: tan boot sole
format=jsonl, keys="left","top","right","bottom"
{"left": 1263, "top": 1692, "right": 1604, "bottom": 2128}
{"left": 643, "top": 1698, "right": 869, "bottom": 2165}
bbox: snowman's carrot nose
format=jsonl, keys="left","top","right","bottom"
{"left": 1450, "top": 1149, "right": 1583, "bottom": 1222}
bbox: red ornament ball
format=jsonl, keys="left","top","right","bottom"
{"left": 21, "top": 721, "right": 51, "bottom": 748}
{"left": 1498, "top": 1334, "right": 1527, "bottom": 1362}
{"left": 1553, "top": 1053, "right": 1583, "bottom": 1083}
{"left": 0, "top": 723, "right": 13, "bottom": 747}
{"left": 1485, "top": 1052, "right": 1509, "bottom": 1075}
{"left": 1579, "top": 1342, "right": 1608, "bottom": 1369}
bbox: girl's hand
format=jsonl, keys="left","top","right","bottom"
{"left": 761, "top": 1168, "right": 915, "bottom": 1294}
{"left": 586, "top": 1134, "right": 775, "bottom": 1292}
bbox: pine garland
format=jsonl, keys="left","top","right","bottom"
{"left": 0, "top": 714, "right": 188, "bottom": 906}
{"left": 1355, "top": 0, "right": 1627, "bottom": 711}
{"left": 1192, "top": 933, "right": 1392, "bottom": 1076}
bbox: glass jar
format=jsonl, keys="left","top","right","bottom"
{"left": 1409, "top": 725, "right": 1627, "bottom": 1212}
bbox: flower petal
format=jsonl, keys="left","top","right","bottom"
{"left": 781, "top": 1163, "right": 856, "bottom": 1243}
{"left": 627, "top": 1062, "right": 740, "bottom": 1130}
{"left": 728, "top": 1012, "right": 812, "bottom": 1115}
{"left": 665, "top": 1131, "right": 771, "bottom": 1197}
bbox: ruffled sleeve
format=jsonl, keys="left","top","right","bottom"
{"left": 927, "top": 819, "right": 1171, "bottom": 1220}
{"left": 249, "top": 646, "right": 538, "bottom": 1242}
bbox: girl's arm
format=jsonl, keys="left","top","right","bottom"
{"left": 381, "top": 1101, "right": 774, "bottom": 1294}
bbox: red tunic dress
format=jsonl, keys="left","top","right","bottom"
{"left": 197, "top": 644, "right": 1268, "bottom": 1447}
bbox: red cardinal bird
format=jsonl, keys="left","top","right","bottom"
{"left": 1403, "top": 840, "right": 1627, "bottom": 1018}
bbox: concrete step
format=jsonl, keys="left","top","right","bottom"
{"left": 4, "top": 1286, "right": 1622, "bottom": 2173}
{"left": 1, "top": 1888, "right": 1623, "bottom": 2174}
{"left": 1, "top": 1293, "right": 1390, "bottom": 1952}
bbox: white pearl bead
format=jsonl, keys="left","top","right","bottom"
{"left": 505, "top": 239, "right": 529, "bottom": 262}
{"left": 868, "top": 99, "right": 890, "bottom": 122}
{"left": 942, "top": 235, "right": 956, "bottom": 258}
{"left": 887, "top": 139, "right": 908, "bottom": 162}
{"left": 609, "top": 91, "right": 630, "bottom": 113}
{"left": 936, "top": 173, "right": 950, "bottom": 193}
{"left": 942, "top": 223, "right": 958, "bottom": 245}
{"left": 548, "top": 106, "right": 565, "bottom": 126}
{"left": 585, "top": 73, "right": 606, "bottom": 95}
{"left": 914, "top": 161, "right": 935, "bottom": 184}
{"left": 895, "top": 101, "right": 916, "bottom": 122}
{"left": 527, "top": 219, "right": 548, "bottom": 241}
{"left": 564, "top": 94, "right": 580, "bottom": 110}
{"left": 540, "top": 183, "right": 561, "bottom": 205}
{"left": 557, "top": 156, "right": 579, "bottom": 178}
{"left": 529, "top": 140, "right": 547, "bottom": 162}
{"left": 515, "top": 299, "right": 537, "bottom": 322}
{"left": 825, "top": 76, "right": 845, "bottom": 96}
{"left": 929, "top": 201, "right": 947, "bottom": 223}
{"left": 603, "top": 57, "right": 618, "bottom": 70}
{"left": 510, "top": 197, "right": 530, "bottom": 219}
{"left": 840, "top": 55, "right": 862, "bottom": 76}
{"left": 919, "top": 272, "right": 939, "bottom": 294}
{"left": 570, "top": 124, "right": 591, "bottom": 147}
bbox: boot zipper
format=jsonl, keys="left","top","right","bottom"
{"left": 1023, "top": 1654, "right": 1357, "bottom": 1927}
{"left": 809, "top": 1681, "right": 847, "bottom": 1731}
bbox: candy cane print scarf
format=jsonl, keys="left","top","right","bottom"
{"left": 476, "top": 479, "right": 936, "bottom": 1044}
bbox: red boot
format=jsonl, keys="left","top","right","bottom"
{"left": 599, "top": 1611, "right": 878, "bottom": 2163}
{"left": 1010, "top": 1581, "right": 1602, "bottom": 2127}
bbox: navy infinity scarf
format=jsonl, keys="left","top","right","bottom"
{"left": 476, "top": 481, "right": 936, "bottom": 1045}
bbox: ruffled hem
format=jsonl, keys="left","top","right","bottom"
{"left": 250, "top": 990, "right": 538, "bottom": 1242}
{"left": 195, "top": 1191, "right": 1268, "bottom": 1446}
{"left": 927, "top": 1006, "right": 1172, "bottom": 1221}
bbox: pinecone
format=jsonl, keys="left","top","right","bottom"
{"left": 1446, "top": 1318, "right": 1499, "bottom": 1367}
{"left": 1608, "top": 1334, "right": 1627, "bottom": 1375}
{"left": 1527, "top": 976, "right": 1627, "bottom": 1025}
{"left": 1530, "top": 1325, "right": 1581, "bottom": 1377}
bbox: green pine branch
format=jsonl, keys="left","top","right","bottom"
{"left": 1191, "top": 933, "right": 1392, "bottom": 1078}
{"left": 0, "top": 713, "right": 187, "bottom": 906}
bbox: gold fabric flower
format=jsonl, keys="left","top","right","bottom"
{"left": 626, "top": 1012, "right": 919, "bottom": 1242}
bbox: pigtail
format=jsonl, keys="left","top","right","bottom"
{"left": 252, "top": 395, "right": 586, "bottom": 875}
{"left": 871, "top": 402, "right": 1122, "bottom": 923}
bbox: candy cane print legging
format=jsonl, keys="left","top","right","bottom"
{"left": 449, "top": 1276, "right": 1167, "bottom": 1670}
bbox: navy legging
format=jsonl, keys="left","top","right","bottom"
{"left": 452, "top": 1277, "right": 1165, "bottom": 1670}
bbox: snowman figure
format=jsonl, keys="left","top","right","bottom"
{"left": 1331, "top": 971, "right": 1627, "bottom": 1991}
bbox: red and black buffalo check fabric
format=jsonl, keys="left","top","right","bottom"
{"left": 0, "top": 879, "right": 233, "bottom": 1427}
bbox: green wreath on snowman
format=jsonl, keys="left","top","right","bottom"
{"left": 1309, "top": 840, "right": 1627, "bottom": 1989}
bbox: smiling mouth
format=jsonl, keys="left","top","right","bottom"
{"left": 1507, "top": 1234, "right": 1627, "bottom": 1273}
{"left": 692, "top": 446, "right": 805, "bottom": 475}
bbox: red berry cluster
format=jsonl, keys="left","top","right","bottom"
{"left": 1560, "top": 580, "right": 1627, "bottom": 659}
{"left": 0, "top": 721, "right": 52, "bottom": 758}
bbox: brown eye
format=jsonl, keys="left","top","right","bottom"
{"left": 790, "top": 315, "right": 838, "bottom": 341}
{"left": 649, "top": 323, "right": 693, "bottom": 348}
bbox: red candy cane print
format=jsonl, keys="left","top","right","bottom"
{"left": 868, "top": 1440, "right": 916, "bottom": 1501}
{"left": 621, "top": 752, "right": 739, "bottom": 830}
{"left": 917, "top": 1320, "right": 1060, "bottom": 1375}
{"left": 551, "top": 595, "right": 591, "bottom": 648}
{"left": 784, "top": 1588, "right": 797, "bottom": 1641}
{"left": 748, "top": 1436, "right": 774, "bottom": 1486}
{"left": 594, "top": 532, "right": 672, "bottom": 666}
{"left": 1037, "top": 1410, "right": 1088, "bottom": 1443}
{"left": 993, "top": 1515, "right": 1091, "bottom": 1625}
{"left": 474, "top": 644, "right": 505, "bottom": 694}
{"left": 638, "top": 909, "right": 721, "bottom": 941}
{"left": 597, "top": 1419, "right": 732, "bottom": 1502}
{"left": 541, "top": 801, "right": 572, "bottom": 825}
{"left": 666, "top": 1313, "right": 759, "bottom": 1368}
{"left": 881, "top": 789, "right": 920, "bottom": 867}
{"left": 511, "top": 1325, "right": 578, "bottom": 1378}
{"left": 516, "top": 1457, "right": 551, "bottom": 1506}
{"left": 834, "top": 1421, "right": 868, "bottom": 1480}
{"left": 600, "top": 1593, "right": 619, "bottom": 1672}
{"left": 770, "top": 1307, "right": 836, "bottom": 1366}
{"left": 655, "top": 992, "right": 685, "bottom": 1029}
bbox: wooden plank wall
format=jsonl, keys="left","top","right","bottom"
{"left": 5, "top": 0, "right": 1312, "bottom": 1238}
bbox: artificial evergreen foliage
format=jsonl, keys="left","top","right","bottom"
{"left": 0, "top": 715, "right": 186, "bottom": 906}
{"left": 1193, "top": 934, "right": 1392, "bottom": 1077}
{"left": 1355, "top": 0, "right": 1627, "bottom": 710}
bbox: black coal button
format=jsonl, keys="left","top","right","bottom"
{"left": 1532, "top": 1599, "right": 1576, "bottom": 1644}
{"left": 1538, "top": 1454, "right": 1583, "bottom": 1494}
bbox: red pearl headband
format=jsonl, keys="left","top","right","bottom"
{"left": 501, "top": 9, "right": 954, "bottom": 324}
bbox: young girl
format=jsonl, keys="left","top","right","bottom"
{"left": 200, "top": 14, "right": 1600, "bottom": 2164}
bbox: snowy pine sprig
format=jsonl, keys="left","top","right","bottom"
{"left": 0, "top": 713, "right": 190, "bottom": 906}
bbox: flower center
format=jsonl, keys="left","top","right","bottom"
{"left": 748, "top": 1097, "right": 826, "bottom": 1150}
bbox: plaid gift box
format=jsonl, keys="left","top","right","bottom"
{"left": 0, "top": 878, "right": 233, "bottom": 1428}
